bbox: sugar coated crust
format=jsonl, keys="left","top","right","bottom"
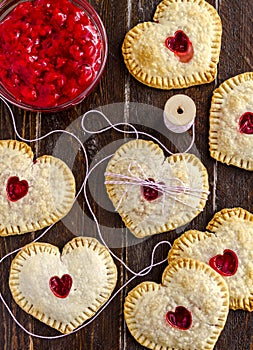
{"left": 0, "top": 140, "right": 76, "bottom": 236}
{"left": 209, "top": 72, "right": 253, "bottom": 170}
{"left": 169, "top": 208, "right": 253, "bottom": 311}
{"left": 122, "top": 0, "right": 222, "bottom": 89}
{"left": 9, "top": 237, "right": 118, "bottom": 334}
{"left": 124, "top": 258, "right": 229, "bottom": 349}
{"left": 105, "top": 139, "right": 209, "bottom": 238}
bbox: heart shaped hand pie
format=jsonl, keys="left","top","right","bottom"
{"left": 105, "top": 140, "right": 209, "bottom": 238}
{"left": 9, "top": 237, "right": 117, "bottom": 333}
{"left": 209, "top": 72, "right": 253, "bottom": 170}
{"left": 122, "top": 0, "right": 222, "bottom": 89}
{"left": 124, "top": 258, "right": 229, "bottom": 350}
{"left": 168, "top": 208, "right": 253, "bottom": 311}
{"left": 0, "top": 140, "right": 75, "bottom": 236}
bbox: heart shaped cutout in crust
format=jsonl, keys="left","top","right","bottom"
{"left": 165, "top": 30, "right": 194, "bottom": 63}
{"left": 168, "top": 208, "right": 253, "bottom": 311}
{"left": 209, "top": 249, "right": 238, "bottom": 277}
{"left": 124, "top": 258, "right": 229, "bottom": 350}
{"left": 0, "top": 140, "right": 75, "bottom": 236}
{"left": 6, "top": 176, "right": 29, "bottom": 201}
{"left": 105, "top": 140, "right": 209, "bottom": 238}
{"left": 49, "top": 274, "right": 73, "bottom": 298}
{"left": 9, "top": 237, "right": 117, "bottom": 334}
{"left": 209, "top": 72, "right": 253, "bottom": 170}
{"left": 122, "top": 0, "right": 222, "bottom": 90}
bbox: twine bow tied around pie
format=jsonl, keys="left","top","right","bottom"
{"left": 105, "top": 140, "right": 209, "bottom": 238}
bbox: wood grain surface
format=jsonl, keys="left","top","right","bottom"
{"left": 0, "top": 0, "right": 252, "bottom": 349}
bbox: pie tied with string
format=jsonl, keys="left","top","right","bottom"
{"left": 124, "top": 258, "right": 229, "bottom": 350}
{"left": 9, "top": 237, "right": 117, "bottom": 334}
{"left": 0, "top": 140, "right": 75, "bottom": 236}
{"left": 122, "top": 0, "right": 222, "bottom": 90}
{"left": 105, "top": 139, "right": 209, "bottom": 238}
{"left": 168, "top": 208, "right": 253, "bottom": 311}
{"left": 209, "top": 72, "right": 253, "bottom": 170}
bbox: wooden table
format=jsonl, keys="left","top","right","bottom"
{"left": 0, "top": 0, "right": 252, "bottom": 349}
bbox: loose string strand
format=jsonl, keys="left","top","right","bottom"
{"left": 83, "top": 153, "right": 161, "bottom": 277}
{"left": 81, "top": 109, "right": 196, "bottom": 155}
{"left": 0, "top": 224, "right": 55, "bottom": 264}
{"left": 0, "top": 97, "right": 89, "bottom": 200}
{"left": 81, "top": 109, "right": 139, "bottom": 139}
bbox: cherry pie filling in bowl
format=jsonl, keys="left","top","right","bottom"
{"left": 0, "top": 0, "right": 107, "bottom": 111}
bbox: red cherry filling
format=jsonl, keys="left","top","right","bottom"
{"left": 0, "top": 0, "right": 102, "bottom": 108}
{"left": 238, "top": 112, "right": 253, "bottom": 134}
{"left": 6, "top": 176, "right": 29, "bottom": 202}
{"left": 49, "top": 274, "right": 72, "bottom": 298}
{"left": 141, "top": 178, "right": 163, "bottom": 201}
{"left": 166, "top": 306, "right": 192, "bottom": 330}
{"left": 209, "top": 249, "right": 238, "bottom": 276}
{"left": 165, "top": 30, "right": 194, "bottom": 63}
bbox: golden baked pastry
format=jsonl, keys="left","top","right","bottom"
{"left": 0, "top": 140, "right": 75, "bottom": 236}
{"left": 105, "top": 139, "right": 209, "bottom": 238}
{"left": 122, "top": 0, "right": 222, "bottom": 89}
{"left": 168, "top": 208, "right": 253, "bottom": 311}
{"left": 9, "top": 237, "right": 118, "bottom": 334}
{"left": 209, "top": 72, "right": 253, "bottom": 170}
{"left": 124, "top": 258, "right": 229, "bottom": 350}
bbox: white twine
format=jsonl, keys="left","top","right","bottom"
{"left": 81, "top": 109, "right": 196, "bottom": 154}
{"left": 164, "top": 117, "right": 195, "bottom": 133}
{"left": 0, "top": 100, "right": 173, "bottom": 339}
{"left": 105, "top": 170, "right": 209, "bottom": 210}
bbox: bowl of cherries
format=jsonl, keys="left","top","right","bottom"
{"left": 0, "top": 0, "right": 107, "bottom": 112}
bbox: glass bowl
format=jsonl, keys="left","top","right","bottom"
{"left": 0, "top": 0, "right": 108, "bottom": 112}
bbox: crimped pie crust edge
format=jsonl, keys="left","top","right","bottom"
{"left": 168, "top": 208, "right": 253, "bottom": 311}
{"left": 105, "top": 139, "right": 209, "bottom": 238}
{"left": 0, "top": 139, "right": 76, "bottom": 236}
{"left": 206, "top": 207, "right": 253, "bottom": 232}
{"left": 209, "top": 72, "right": 253, "bottom": 171}
{"left": 122, "top": 0, "right": 222, "bottom": 90}
{"left": 9, "top": 237, "right": 118, "bottom": 334}
{"left": 124, "top": 258, "right": 229, "bottom": 350}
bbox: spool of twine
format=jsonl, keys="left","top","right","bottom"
{"left": 164, "top": 94, "right": 196, "bottom": 133}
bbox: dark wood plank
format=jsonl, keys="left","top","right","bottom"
{"left": 214, "top": 1, "right": 253, "bottom": 349}
{"left": 0, "top": 0, "right": 252, "bottom": 349}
